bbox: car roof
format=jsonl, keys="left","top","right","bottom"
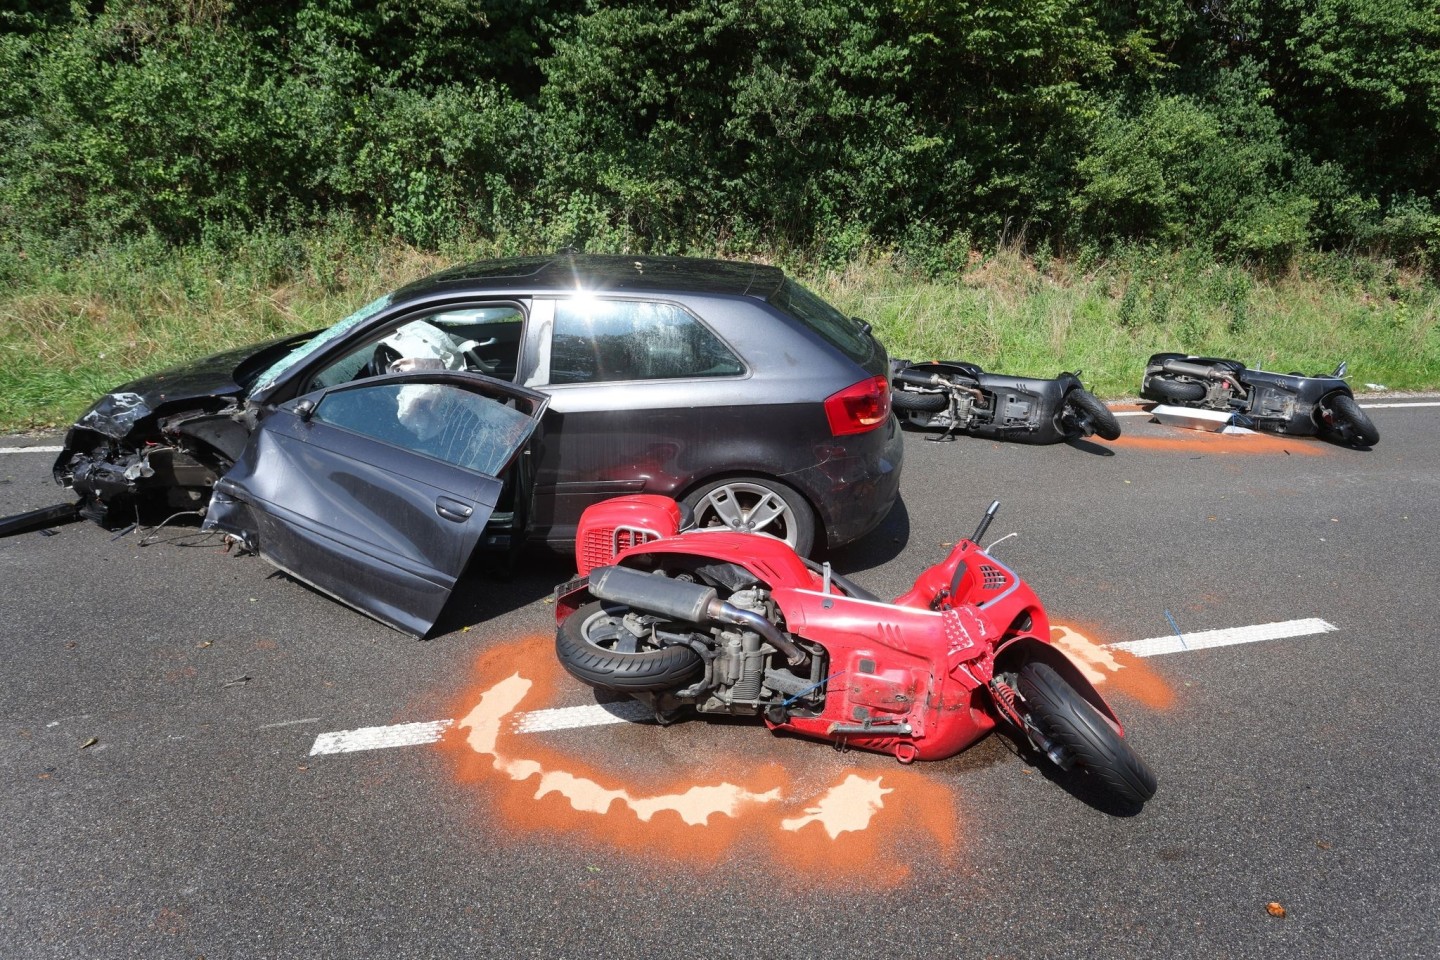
{"left": 391, "top": 253, "right": 787, "bottom": 303}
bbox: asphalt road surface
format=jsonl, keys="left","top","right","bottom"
{"left": 2, "top": 400, "right": 1437, "bottom": 959}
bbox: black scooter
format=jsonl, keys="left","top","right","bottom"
{"left": 890, "top": 359, "right": 1121, "bottom": 444}
{"left": 1139, "top": 353, "right": 1379, "bottom": 447}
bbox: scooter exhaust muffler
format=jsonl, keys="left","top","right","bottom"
{"left": 590, "top": 564, "right": 718, "bottom": 623}
{"left": 589, "top": 565, "right": 808, "bottom": 666}
{"left": 1155, "top": 358, "right": 1227, "bottom": 380}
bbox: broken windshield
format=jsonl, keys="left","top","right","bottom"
{"left": 249, "top": 294, "right": 393, "bottom": 394}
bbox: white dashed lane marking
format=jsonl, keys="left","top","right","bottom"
{"left": 1110, "top": 617, "right": 1338, "bottom": 658}
{"left": 309, "top": 719, "right": 456, "bottom": 755}
{"left": 306, "top": 617, "right": 1340, "bottom": 756}
{"left": 307, "top": 701, "right": 656, "bottom": 755}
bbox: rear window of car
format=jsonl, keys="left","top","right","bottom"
{"left": 548, "top": 297, "right": 744, "bottom": 384}
{"left": 769, "top": 279, "right": 873, "bottom": 364}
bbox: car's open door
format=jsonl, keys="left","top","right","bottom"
{"left": 204, "top": 372, "right": 548, "bottom": 638}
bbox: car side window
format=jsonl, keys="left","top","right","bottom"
{"left": 548, "top": 298, "right": 743, "bottom": 384}
{"left": 302, "top": 305, "right": 526, "bottom": 393}
{"left": 311, "top": 381, "right": 536, "bottom": 477}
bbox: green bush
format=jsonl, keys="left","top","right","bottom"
{"left": 0, "top": 0, "right": 1437, "bottom": 268}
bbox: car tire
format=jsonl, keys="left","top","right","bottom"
{"left": 1018, "top": 661, "right": 1158, "bottom": 805}
{"left": 891, "top": 388, "right": 948, "bottom": 413}
{"left": 682, "top": 476, "right": 816, "bottom": 556}
{"left": 556, "top": 602, "right": 705, "bottom": 692}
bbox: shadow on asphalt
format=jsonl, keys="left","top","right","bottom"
{"left": 1063, "top": 436, "right": 1118, "bottom": 457}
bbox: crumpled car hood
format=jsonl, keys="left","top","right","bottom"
{"left": 69, "top": 333, "right": 314, "bottom": 440}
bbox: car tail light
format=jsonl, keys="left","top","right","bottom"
{"left": 824, "top": 375, "right": 891, "bottom": 436}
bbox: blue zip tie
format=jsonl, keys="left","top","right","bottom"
{"left": 1164, "top": 610, "right": 1188, "bottom": 650}
{"left": 782, "top": 670, "right": 846, "bottom": 707}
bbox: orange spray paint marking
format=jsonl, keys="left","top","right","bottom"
{"left": 457, "top": 674, "right": 784, "bottom": 824}
{"left": 1051, "top": 623, "right": 1177, "bottom": 710}
{"left": 438, "top": 635, "right": 957, "bottom": 883}
{"left": 1109, "top": 429, "right": 1328, "bottom": 456}
{"left": 780, "top": 774, "right": 893, "bottom": 839}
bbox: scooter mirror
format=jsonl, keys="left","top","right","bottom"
{"left": 971, "top": 500, "right": 1000, "bottom": 545}
{"left": 1333, "top": 361, "right": 1348, "bottom": 378}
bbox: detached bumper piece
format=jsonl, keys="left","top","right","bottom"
{"left": 0, "top": 502, "right": 81, "bottom": 538}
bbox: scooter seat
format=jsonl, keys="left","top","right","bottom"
{"left": 900, "top": 359, "right": 985, "bottom": 381}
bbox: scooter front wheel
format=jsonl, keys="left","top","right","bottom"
{"left": 1018, "top": 661, "right": 1157, "bottom": 805}
{"left": 557, "top": 602, "right": 705, "bottom": 693}
{"left": 1323, "top": 394, "right": 1379, "bottom": 447}
{"left": 1060, "top": 388, "right": 1122, "bottom": 441}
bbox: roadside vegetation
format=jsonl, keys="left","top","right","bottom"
{"left": 3, "top": 228, "right": 1435, "bottom": 431}
{"left": 1, "top": 1, "right": 1438, "bottom": 431}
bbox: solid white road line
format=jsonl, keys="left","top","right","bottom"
{"left": 3, "top": 402, "right": 1434, "bottom": 456}
{"left": 1112, "top": 401, "right": 1436, "bottom": 418}
{"left": 306, "top": 617, "right": 1341, "bottom": 755}
{"left": 1109, "top": 617, "right": 1338, "bottom": 658}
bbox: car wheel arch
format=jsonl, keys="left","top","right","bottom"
{"left": 677, "top": 472, "right": 822, "bottom": 555}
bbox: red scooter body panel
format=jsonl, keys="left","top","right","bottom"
{"left": 557, "top": 494, "right": 1119, "bottom": 766}
{"left": 766, "top": 590, "right": 997, "bottom": 760}
{"left": 599, "top": 529, "right": 823, "bottom": 592}
{"left": 574, "top": 494, "right": 685, "bottom": 576}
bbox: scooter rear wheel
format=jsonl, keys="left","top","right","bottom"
{"left": 557, "top": 602, "right": 705, "bottom": 693}
{"left": 1144, "top": 376, "right": 1205, "bottom": 403}
{"left": 1018, "top": 661, "right": 1157, "bottom": 805}
{"left": 891, "top": 387, "right": 948, "bottom": 413}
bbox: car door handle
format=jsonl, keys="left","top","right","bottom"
{"left": 435, "top": 497, "right": 474, "bottom": 523}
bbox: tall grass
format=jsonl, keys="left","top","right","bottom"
{"left": 816, "top": 247, "right": 1440, "bottom": 398}
{"left": 2, "top": 233, "right": 1436, "bottom": 432}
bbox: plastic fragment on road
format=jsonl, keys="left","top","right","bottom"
{"left": 1149, "top": 404, "right": 1234, "bottom": 432}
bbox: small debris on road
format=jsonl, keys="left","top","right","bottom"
{"left": 222, "top": 675, "right": 251, "bottom": 687}
{"left": 79, "top": 737, "right": 98, "bottom": 750}
{"left": 1266, "top": 902, "right": 1287, "bottom": 918}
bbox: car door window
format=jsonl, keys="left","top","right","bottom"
{"left": 548, "top": 298, "right": 743, "bottom": 384}
{"left": 311, "top": 380, "right": 537, "bottom": 477}
{"left": 302, "top": 304, "right": 527, "bottom": 393}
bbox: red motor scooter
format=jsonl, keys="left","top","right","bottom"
{"left": 553, "top": 496, "right": 1157, "bottom": 806}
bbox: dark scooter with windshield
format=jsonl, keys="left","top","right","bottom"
{"left": 1140, "top": 353, "right": 1379, "bottom": 447}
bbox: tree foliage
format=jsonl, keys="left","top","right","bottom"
{"left": 2, "top": 0, "right": 1437, "bottom": 266}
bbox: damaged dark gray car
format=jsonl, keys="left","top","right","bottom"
{"left": 47, "top": 254, "right": 902, "bottom": 637}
